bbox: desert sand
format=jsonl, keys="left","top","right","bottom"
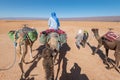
{"left": 0, "top": 20, "right": 120, "bottom": 80}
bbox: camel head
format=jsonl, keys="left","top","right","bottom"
{"left": 8, "top": 30, "right": 16, "bottom": 41}
{"left": 91, "top": 28, "right": 99, "bottom": 34}
{"left": 46, "top": 32, "right": 60, "bottom": 52}
{"left": 8, "top": 30, "right": 16, "bottom": 34}
{"left": 91, "top": 28, "right": 99, "bottom": 32}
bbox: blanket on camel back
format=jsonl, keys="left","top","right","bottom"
{"left": 39, "top": 29, "right": 67, "bottom": 44}
{"left": 8, "top": 27, "right": 38, "bottom": 42}
{"left": 103, "top": 31, "right": 120, "bottom": 41}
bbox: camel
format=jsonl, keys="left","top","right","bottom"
{"left": 42, "top": 47, "right": 54, "bottom": 80}
{"left": 45, "top": 32, "right": 60, "bottom": 64}
{"left": 91, "top": 28, "right": 120, "bottom": 71}
{"left": 41, "top": 32, "right": 64, "bottom": 80}
{"left": 8, "top": 26, "right": 38, "bottom": 79}
{"left": 75, "top": 29, "right": 89, "bottom": 49}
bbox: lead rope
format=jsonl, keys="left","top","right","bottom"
{"left": 0, "top": 42, "right": 17, "bottom": 71}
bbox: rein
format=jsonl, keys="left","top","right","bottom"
{"left": 0, "top": 42, "right": 17, "bottom": 71}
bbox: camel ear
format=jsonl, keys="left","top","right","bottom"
{"left": 9, "top": 30, "right": 16, "bottom": 34}
{"left": 91, "top": 28, "right": 94, "bottom": 31}
{"left": 95, "top": 28, "right": 99, "bottom": 31}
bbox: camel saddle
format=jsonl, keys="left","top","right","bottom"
{"left": 103, "top": 31, "right": 120, "bottom": 41}
{"left": 39, "top": 29, "right": 67, "bottom": 44}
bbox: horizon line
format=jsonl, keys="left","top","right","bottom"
{"left": 0, "top": 16, "right": 120, "bottom": 22}
{"left": 0, "top": 15, "right": 120, "bottom": 18}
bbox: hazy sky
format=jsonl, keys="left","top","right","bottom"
{"left": 0, "top": 0, "right": 120, "bottom": 18}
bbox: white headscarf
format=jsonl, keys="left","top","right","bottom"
{"left": 78, "top": 29, "right": 83, "bottom": 34}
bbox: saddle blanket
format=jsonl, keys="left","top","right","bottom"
{"left": 40, "top": 29, "right": 65, "bottom": 35}
{"left": 39, "top": 29, "right": 67, "bottom": 44}
{"left": 104, "top": 31, "right": 120, "bottom": 41}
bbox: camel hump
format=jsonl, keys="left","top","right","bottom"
{"left": 104, "top": 31, "right": 120, "bottom": 41}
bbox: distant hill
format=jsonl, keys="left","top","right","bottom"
{"left": 0, "top": 16, "right": 120, "bottom": 22}
{"left": 0, "top": 17, "right": 47, "bottom": 20}
{"left": 60, "top": 16, "right": 120, "bottom": 22}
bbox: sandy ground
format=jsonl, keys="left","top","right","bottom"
{"left": 0, "top": 20, "right": 120, "bottom": 80}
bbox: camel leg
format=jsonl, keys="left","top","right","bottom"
{"left": 105, "top": 48, "right": 109, "bottom": 63}
{"left": 114, "top": 52, "right": 120, "bottom": 66}
{"left": 92, "top": 44, "right": 102, "bottom": 55}
{"left": 29, "top": 45, "right": 34, "bottom": 60}
{"left": 75, "top": 41, "right": 81, "bottom": 49}
{"left": 104, "top": 48, "right": 111, "bottom": 69}
{"left": 19, "top": 55, "right": 25, "bottom": 79}
{"left": 15, "top": 42, "right": 25, "bottom": 78}
{"left": 81, "top": 40, "right": 86, "bottom": 48}
{"left": 19, "top": 44, "right": 27, "bottom": 79}
{"left": 19, "top": 61, "right": 25, "bottom": 79}
{"left": 114, "top": 52, "right": 120, "bottom": 72}
{"left": 82, "top": 33, "right": 88, "bottom": 48}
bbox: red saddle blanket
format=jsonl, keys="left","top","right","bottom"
{"left": 103, "top": 31, "right": 120, "bottom": 41}
{"left": 40, "top": 29, "right": 65, "bottom": 35}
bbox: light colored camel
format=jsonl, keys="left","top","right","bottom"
{"left": 75, "top": 29, "right": 89, "bottom": 49}
{"left": 9, "top": 27, "right": 38, "bottom": 79}
{"left": 46, "top": 32, "right": 60, "bottom": 64}
{"left": 91, "top": 28, "right": 120, "bottom": 72}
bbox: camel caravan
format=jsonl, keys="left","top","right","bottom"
{"left": 8, "top": 25, "right": 67, "bottom": 79}
{"left": 8, "top": 25, "right": 120, "bottom": 80}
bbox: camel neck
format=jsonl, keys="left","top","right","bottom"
{"left": 93, "top": 31, "right": 101, "bottom": 40}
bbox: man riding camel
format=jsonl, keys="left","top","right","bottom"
{"left": 48, "top": 12, "right": 60, "bottom": 30}
{"left": 39, "top": 12, "right": 67, "bottom": 45}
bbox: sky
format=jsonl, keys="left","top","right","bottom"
{"left": 0, "top": 0, "right": 120, "bottom": 18}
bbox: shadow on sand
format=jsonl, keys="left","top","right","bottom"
{"left": 55, "top": 43, "right": 89, "bottom": 80}
{"left": 59, "top": 63, "right": 89, "bottom": 80}
{"left": 87, "top": 42, "right": 105, "bottom": 61}
{"left": 87, "top": 42, "right": 115, "bottom": 68}
{"left": 20, "top": 45, "right": 45, "bottom": 80}
{"left": 55, "top": 43, "right": 70, "bottom": 80}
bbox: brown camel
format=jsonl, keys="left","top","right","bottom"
{"left": 42, "top": 47, "right": 54, "bottom": 80}
{"left": 91, "top": 28, "right": 120, "bottom": 72}
{"left": 8, "top": 26, "right": 38, "bottom": 79}
{"left": 41, "top": 32, "right": 59, "bottom": 80}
